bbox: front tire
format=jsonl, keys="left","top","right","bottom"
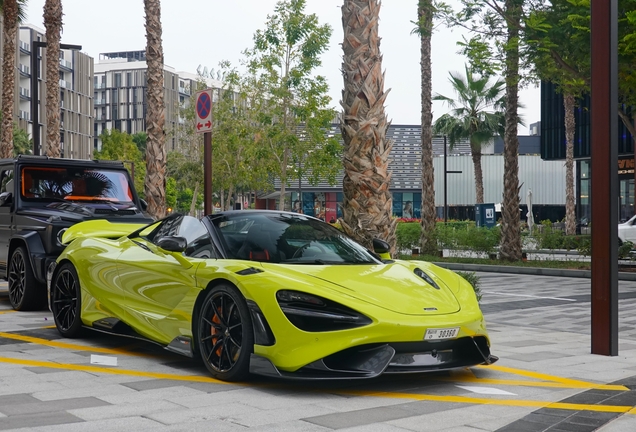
{"left": 8, "top": 246, "right": 45, "bottom": 311}
{"left": 51, "top": 262, "right": 84, "bottom": 338}
{"left": 196, "top": 284, "right": 254, "bottom": 382}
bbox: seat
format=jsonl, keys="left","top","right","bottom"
{"left": 237, "top": 224, "right": 280, "bottom": 262}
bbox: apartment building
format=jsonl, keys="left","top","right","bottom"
{"left": 93, "top": 51, "right": 225, "bottom": 153}
{"left": 0, "top": 22, "right": 94, "bottom": 159}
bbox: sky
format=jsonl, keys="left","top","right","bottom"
{"left": 24, "top": 0, "right": 540, "bottom": 132}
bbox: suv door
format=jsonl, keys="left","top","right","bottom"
{"left": 0, "top": 166, "right": 14, "bottom": 277}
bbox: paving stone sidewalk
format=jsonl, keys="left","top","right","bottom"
{"left": 1, "top": 273, "right": 636, "bottom": 431}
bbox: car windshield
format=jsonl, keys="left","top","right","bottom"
{"left": 20, "top": 166, "right": 134, "bottom": 203}
{"left": 209, "top": 212, "right": 381, "bottom": 265}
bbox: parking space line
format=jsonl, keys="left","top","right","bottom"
{"left": 0, "top": 356, "right": 229, "bottom": 385}
{"left": 478, "top": 364, "right": 629, "bottom": 391}
{"left": 0, "top": 332, "right": 156, "bottom": 358}
{"left": 0, "top": 310, "right": 16, "bottom": 314}
{"left": 0, "top": 355, "right": 632, "bottom": 414}
{"left": 443, "top": 376, "right": 626, "bottom": 391}
{"left": 343, "top": 390, "right": 636, "bottom": 414}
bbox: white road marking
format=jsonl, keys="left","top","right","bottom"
{"left": 456, "top": 385, "right": 517, "bottom": 395}
{"left": 483, "top": 291, "right": 577, "bottom": 302}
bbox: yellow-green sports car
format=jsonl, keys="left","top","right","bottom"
{"left": 48, "top": 210, "right": 497, "bottom": 382}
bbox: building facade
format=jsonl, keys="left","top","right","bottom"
{"left": 0, "top": 22, "right": 94, "bottom": 158}
{"left": 540, "top": 81, "right": 635, "bottom": 222}
{"left": 259, "top": 125, "right": 565, "bottom": 222}
{"left": 93, "top": 51, "right": 222, "bottom": 153}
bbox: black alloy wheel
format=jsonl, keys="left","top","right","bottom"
{"left": 8, "top": 246, "right": 44, "bottom": 311}
{"left": 197, "top": 284, "right": 253, "bottom": 382}
{"left": 51, "top": 263, "right": 84, "bottom": 338}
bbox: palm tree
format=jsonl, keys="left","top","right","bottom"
{"left": 340, "top": 0, "right": 396, "bottom": 254}
{"left": 433, "top": 65, "right": 505, "bottom": 204}
{"left": 43, "top": 0, "right": 62, "bottom": 158}
{"left": 416, "top": 0, "right": 436, "bottom": 254}
{"left": 144, "top": 0, "right": 166, "bottom": 219}
{"left": 1, "top": 0, "right": 27, "bottom": 158}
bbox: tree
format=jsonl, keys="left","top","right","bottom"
{"left": 525, "top": 0, "right": 590, "bottom": 236}
{"left": 43, "top": 0, "right": 62, "bottom": 157}
{"left": 415, "top": 0, "right": 437, "bottom": 254}
{"left": 143, "top": 0, "right": 166, "bottom": 219}
{"left": 132, "top": 131, "right": 147, "bottom": 158}
{"left": 340, "top": 0, "right": 396, "bottom": 254}
{"left": 433, "top": 65, "right": 506, "bottom": 204}
{"left": 245, "top": 0, "right": 340, "bottom": 211}
{"left": 94, "top": 129, "right": 146, "bottom": 199}
{"left": 12, "top": 126, "right": 32, "bottom": 156}
{"left": 1, "top": 0, "right": 27, "bottom": 158}
{"left": 445, "top": 0, "right": 530, "bottom": 261}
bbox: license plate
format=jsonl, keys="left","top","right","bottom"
{"left": 424, "top": 327, "right": 459, "bottom": 340}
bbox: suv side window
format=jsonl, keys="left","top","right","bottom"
{"left": 0, "top": 168, "right": 14, "bottom": 205}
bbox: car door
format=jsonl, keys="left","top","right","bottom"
{"left": 0, "top": 166, "right": 14, "bottom": 277}
{"left": 115, "top": 215, "right": 213, "bottom": 344}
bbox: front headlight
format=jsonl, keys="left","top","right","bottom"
{"left": 276, "top": 290, "right": 372, "bottom": 332}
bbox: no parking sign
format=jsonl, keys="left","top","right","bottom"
{"left": 195, "top": 89, "right": 213, "bottom": 134}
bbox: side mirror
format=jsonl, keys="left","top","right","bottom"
{"left": 156, "top": 236, "right": 187, "bottom": 253}
{"left": 139, "top": 199, "right": 148, "bottom": 212}
{"left": 0, "top": 192, "right": 13, "bottom": 206}
{"left": 372, "top": 238, "right": 391, "bottom": 260}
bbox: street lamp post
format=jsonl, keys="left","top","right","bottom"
{"left": 30, "top": 41, "right": 82, "bottom": 156}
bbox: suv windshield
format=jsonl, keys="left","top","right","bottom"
{"left": 209, "top": 212, "right": 381, "bottom": 265}
{"left": 20, "top": 166, "right": 134, "bottom": 203}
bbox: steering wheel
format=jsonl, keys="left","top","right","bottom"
{"left": 292, "top": 242, "right": 327, "bottom": 259}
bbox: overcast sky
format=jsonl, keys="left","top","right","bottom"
{"left": 24, "top": 0, "right": 540, "bottom": 131}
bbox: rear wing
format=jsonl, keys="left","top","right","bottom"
{"left": 61, "top": 220, "right": 149, "bottom": 245}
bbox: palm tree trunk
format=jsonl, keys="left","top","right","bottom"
{"left": 564, "top": 93, "right": 576, "bottom": 236}
{"left": 340, "top": 0, "right": 397, "bottom": 254}
{"left": 43, "top": 0, "right": 63, "bottom": 158}
{"left": 499, "top": 0, "right": 523, "bottom": 261}
{"left": 418, "top": 0, "right": 437, "bottom": 254}
{"left": 471, "top": 139, "right": 484, "bottom": 204}
{"left": 1, "top": 0, "right": 19, "bottom": 158}
{"left": 144, "top": 0, "right": 166, "bottom": 219}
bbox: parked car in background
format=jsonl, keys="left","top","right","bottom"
{"left": 619, "top": 215, "right": 636, "bottom": 246}
{"left": 0, "top": 156, "right": 153, "bottom": 311}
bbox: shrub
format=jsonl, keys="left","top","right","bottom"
{"left": 619, "top": 241, "right": 634, "bottom": 259}
{"left": 534, "top": 220, "right": 565, "bottom": 249}
{"left": 456, "top": 271, "right": 482, "bottom": 302}
{"left": 396, "top": 222, "right": 422, "bottom": 251}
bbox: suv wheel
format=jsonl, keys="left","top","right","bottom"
{"left": 8, "top": 246, "right": 45, "bottom": 311}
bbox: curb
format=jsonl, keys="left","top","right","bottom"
{"left": 431, "top": 262, "right": 636, "bottom": 281}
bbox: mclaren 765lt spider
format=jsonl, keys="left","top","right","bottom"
{"left": 48, "top": 211, "right": 497, "bottom": 381}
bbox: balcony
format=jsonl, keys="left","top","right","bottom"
{"left": 19, "top": 87, "right": 30, "bottom": 99}
{"left": 178, "top": 86, "right": 191, "bottom": 96}
{"left": 18, "top": 64, "right": 30, "bottom": 76}
{"left": 59, "top": 58, "right": 73, "bottom": 70}
{"left": 94, "top": 99, "right": 105, "bottom": 105}
{"left": 59, "top": 79, "right": 72, "bottom": 89}
{"left": 19, "top": 110, "right": 30, "bottom": 121}
{"left": 19, "top": 41, "right": 30, "bottom": 53}
{"left": 95, "top": 83, "right": 106, "bottom": 89}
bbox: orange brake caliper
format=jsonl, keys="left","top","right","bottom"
{"left": 211, "top": 310, "right": 223, "bottom": 357}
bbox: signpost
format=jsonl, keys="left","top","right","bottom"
{"left": 195, "top": 89, "right": 213, "bottom": 215}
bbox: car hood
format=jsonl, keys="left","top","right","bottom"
{"left": 262, "top": 261, "right": 461, "bottom": 316}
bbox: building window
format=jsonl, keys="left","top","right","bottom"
{"left": 114, "top": 73, "right": 121, "bottom": 88}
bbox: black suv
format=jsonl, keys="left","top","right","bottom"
{"left": 0, "top": 156, "right": 154, "bottom": 310}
